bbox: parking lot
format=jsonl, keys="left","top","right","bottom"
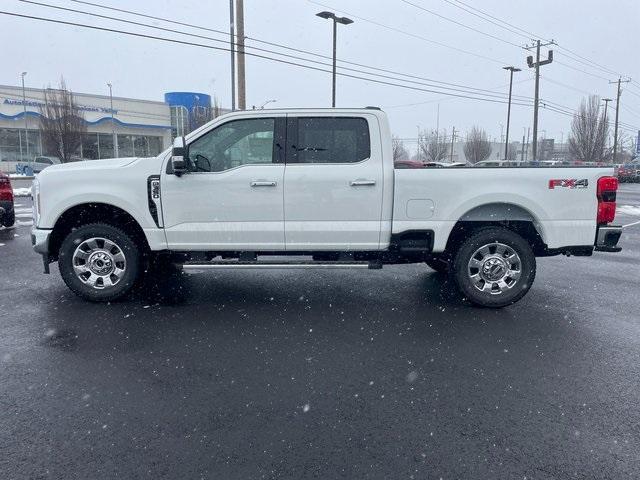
{"left": 1, "top": 184, "right": 639, "bottom": 479}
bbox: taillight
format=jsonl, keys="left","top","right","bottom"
{"left": 0, "top": 176, "right": 12, "bottom": 202}
{"left": 597, "top": 176, "right": 617, "bottom": 224}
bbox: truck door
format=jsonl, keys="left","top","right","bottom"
{"left": 283, "top": 115, "right": 384, "bottom": 250}
{"left": 161, "top": 116, "right": 286, "bottom": 250}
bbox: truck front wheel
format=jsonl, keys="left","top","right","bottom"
{"left": 451, "top": 227, "right": 536, "bottom": 308}
{"left": 58, "top": 223, "right": 140, "bottom": 302}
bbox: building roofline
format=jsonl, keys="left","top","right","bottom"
{"left": 0, "top": 84, "right": 168, "bottom": 106}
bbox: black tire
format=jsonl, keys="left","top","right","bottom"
{"left": 450, "top": 227, "right": 536, "bottom": 308}
{"left": 58, "top": 223, "right": 140, "bottom": 302}
{"left": 2, "top": 209, "right": 14, "bottom": 228}
{"left": 425, "top": 256, "right": 449, "bottom": 274}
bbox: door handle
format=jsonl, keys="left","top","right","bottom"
{"left": 250, "top": 180, "right": 277, "bottom": 187}
{"left": 350, "top": 179, "right": 376, "bottom": 186}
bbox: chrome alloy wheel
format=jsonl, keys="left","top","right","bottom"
{"left": 467, "top": 242, "right": 522, "bottom": 295}
{"left": 72, "top": 237, "right": 127, "bottom": 289}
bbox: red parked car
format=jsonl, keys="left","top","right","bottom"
{"left": 0, "top": 173, "right": 15, "bottom": 227}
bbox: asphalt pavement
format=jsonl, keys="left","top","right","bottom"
{"left": 1, "top": 185, "right": 639, "bottom": 479}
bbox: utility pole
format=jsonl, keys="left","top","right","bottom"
{"left": 107, "top": 83, "right": 118, "bottom": 158}
{"left": 526, "top": 40, "right": 554, "bottom": 161}
{"left": 502, "top": 66, "right": 520, "bottom": 160}
{"left": 229, "top": 0, "right": 236, "bottom": 111}
{"left": 450, "top": 126, "right": 455, "bottom": 163}
{"left": 316, "top": 11, "right": 353, "bottom": 107}
{"left": 602, "top": 98, "right": 613, "bottom": 151}
{"left": 20, "top": 72, "right": 29, "bottom": 167}
{"left": 609, "top": 78, "right": 630, "bottom": 163}
{"left": 235, "top": 0, "right": 246, "bottom": 110}
{"left": 520, "top": 133, "right": 525, "bottom": 162}
{"left": 525, "top": 127, "right": 530, "bottom": 162}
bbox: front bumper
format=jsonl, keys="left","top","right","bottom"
{"left": 31, "top": 227, "right": 52, "bottom": 254}
{"left": 594, "top": 225, "right": 622, "bottom": 252}
{"left": 31, "top": 227, "right": 53, "bottom": 274}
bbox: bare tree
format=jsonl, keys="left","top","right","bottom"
{"left": 392, "top": 135, "right": 409, "bottom": 161}
{"left": 39, "top": 78, "right": 86, "bottom": 162}
{"left": 568, "top": 95, "right": 609, "bottom": 163}
{"left": 506, "top": 143, "right": 518, "bottom": 161}
{"left": 463, "top": 126, "right": 492, "bottom": 164}
{"left": 212, "top": 95, "right": 222, "bottom": 119}
{"left": 419, "top": 129, "right": 448, "bottom": 162}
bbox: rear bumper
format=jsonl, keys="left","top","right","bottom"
{"left": 594, "top": 225, "right": 622, "bottom": 252}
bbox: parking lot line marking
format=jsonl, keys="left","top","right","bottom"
{"left": 622, "top": 220, "right": 640, "bottom": 228}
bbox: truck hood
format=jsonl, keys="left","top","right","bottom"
{"left": 43, "top": 157, "right": 141, "bottom": 172}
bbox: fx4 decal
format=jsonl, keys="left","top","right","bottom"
{"left": 548, "top": 178, "right": 589, "bottom": 189}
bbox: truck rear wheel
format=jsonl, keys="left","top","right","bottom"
{"left": 2, "top": 209, "right": 14, "bottom": 228}
{"left": 58, "top": 223, "right": 140, "bottom": 302}
{"left": 451, "top": 227, "right": 536, "bottom": 308}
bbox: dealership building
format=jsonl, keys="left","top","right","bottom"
{"left": 0, "top": 85, "right": 217, "bottom": 166}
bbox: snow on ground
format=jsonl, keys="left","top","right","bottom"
{"left": 13, "top": 187, "right": 32, "bottom": 197}
{"left": 617, "top": 205, "right": 640, "bottom": 217}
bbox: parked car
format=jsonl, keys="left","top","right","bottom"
{"left": 0, "top": 173, "right": 15, "bottom": 227}
{"left": 474, "top": 160, "right": 520, "bottom": 167}
{"left": 617, "top": 161, "right": 640, "bottom": 183}
{"left": 32, "top": 156, "right": 62, "bottom": 173}
{"left": 31, "top": 108, "right": 622, "bottom": 308}
{"left": 394, "top": 159, "right": 425, "bottom": 169}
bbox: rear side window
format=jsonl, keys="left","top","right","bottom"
{"left": 294, "top": 117, "right": 370, "bottom": 164}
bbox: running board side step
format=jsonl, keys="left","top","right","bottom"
{"left": 181, "top": 260, "right": 382, "bottom": 270}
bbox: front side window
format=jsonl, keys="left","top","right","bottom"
{"left": 295, "top": 117, "right": 370, "bottom": 164}
{"left": 188, "top": 118, "right": 275, "bottom": 172}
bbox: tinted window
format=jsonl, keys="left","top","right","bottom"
{"left": 189, "top": 118, "right": 275, "bottom": 172}
{"left": 295, "top": 117, "right": 370, "bottom": 164}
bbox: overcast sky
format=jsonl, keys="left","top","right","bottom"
{"left": 2, "top": 0, "right": 640, "bottom": 146}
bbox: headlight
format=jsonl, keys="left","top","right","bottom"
{"left": 32, "top": 178, "right": 40, "bottom": 227}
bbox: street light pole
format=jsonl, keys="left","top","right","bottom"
{"left": 107, "top": 83, "right": 118, "bottom": 158}
{"left": 316, "top": 11, "right": 353, "bottom": 108}
{"left": 502, "top": 66, "right": 520, "bottom": 161}
{"left": 21, "top": 72, "right": 30, "bottom": 167}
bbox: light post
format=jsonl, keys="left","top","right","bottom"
{"left": 20, "top": 72, "right": 30, "bottom": 168}
{"left": 316, "top": 11, "right": 353, "bottom": 108}
{"left": 502, "top": 66, "right": 521, "bottom": 160}
{"left": 107, "top": 83, "right": 118, "bottom": 158}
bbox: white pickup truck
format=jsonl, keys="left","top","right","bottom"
{"left": 31, "top": 108, "right": 622, "bottom": 307}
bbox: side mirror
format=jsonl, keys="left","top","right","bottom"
{"left": 171, "top": 136, "right": 188, "bottom": 176}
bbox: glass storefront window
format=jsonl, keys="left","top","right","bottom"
{"left": 82, "top": 133, "right": 99, "bottom": 160}
{"left": 0, "top": 128, "right": 42, "bottom": 162}
{"left": 117, "top": 134, "right": 134, "bottom": 157}
{"left": 98, "top": 133, "right": 114, "bottom": 159}
{"left": 147, "top": 136, "right": 162, "bottom": 156}
{"left": 133, "top": 136, "right": 148, "bottom": 156}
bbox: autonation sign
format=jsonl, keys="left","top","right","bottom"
{"left": 3, "top": 98, "right": 118, "bottom": 114}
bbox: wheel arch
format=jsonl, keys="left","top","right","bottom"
{"left": 444, "top": 202, "right": 547, "bottom": 256}
{"left": 48, "top": 202, "right": 150, "bottom": 260}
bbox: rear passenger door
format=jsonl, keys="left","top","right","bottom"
{"left": 283, "top": 115, "right": 384, "bottom": 250}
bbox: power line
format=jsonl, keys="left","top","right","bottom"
{"left": 0, "top": 10, "right": 534, "bottom": 106}
{"left": 438, "top": 0, "right": 532, "bottom": 41}
{"left": 398, "top": 0, "right": 523, "bottom": 48}
{"left": 445, "top": 0, "right": 545, "bottom": 40}
{"left": 308, "top": 0, "right": 511, "bottom": 65}
{"left": 21, "top": 0, "right": 531, "bottom": 102}
{"left": 440, "top": 0, "right": 626, "bottom": 79}
{"left": 384, "top": 77, "right": 534, "bottom": 109}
